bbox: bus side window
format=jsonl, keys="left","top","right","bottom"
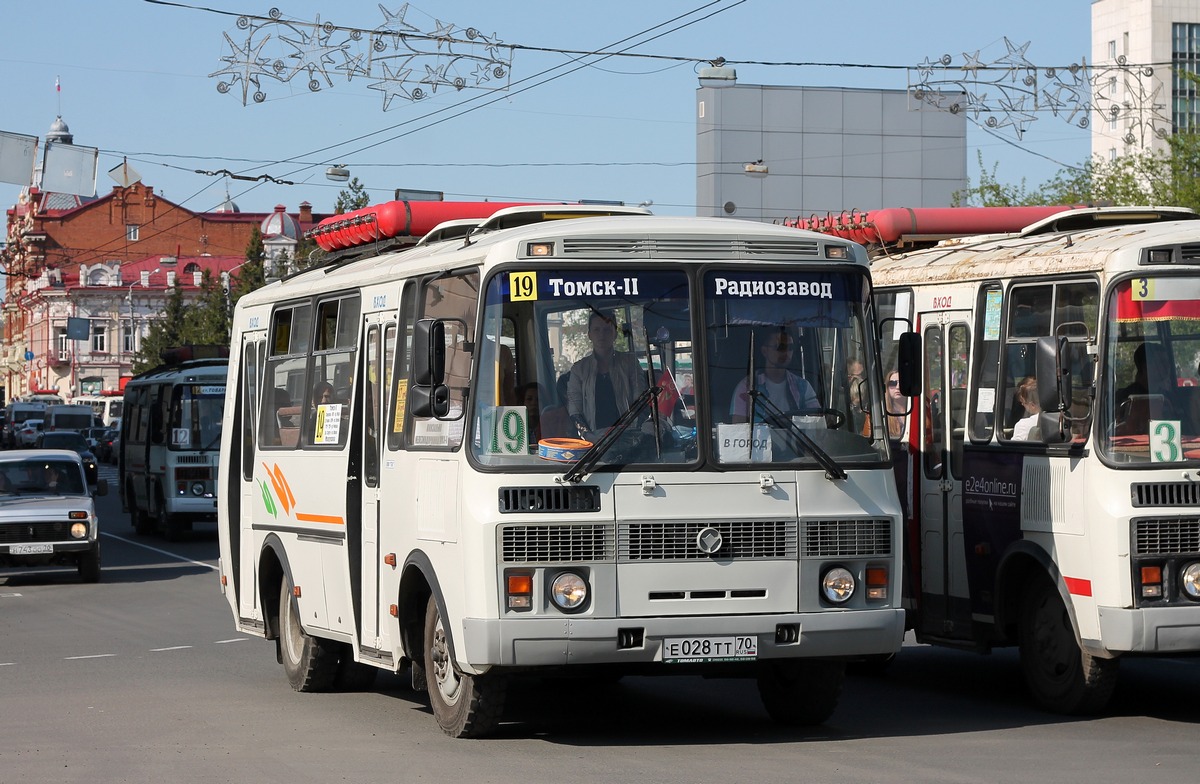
{"left": 260, "top": 302, "right": 312, "bottom": 449}
{"left": 388, "top": 281, "right": 417, "bottom": 452}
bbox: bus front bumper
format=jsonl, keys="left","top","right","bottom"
{"left": 1097, "top": 604, "right": 1200, "bottom": 654}
{"left": 461, "top": 608, "right": 904, "bottom": 668}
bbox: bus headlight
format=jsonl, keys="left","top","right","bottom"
{"left": 821, "top": 567, "right": 855, "bottom": 604}
{"left": 191, "top": 481, "right": 206, "bottom": 496}
{"left": 1183, "top": 563, "right": 1200, "bottom": 599}
{"left": 549, "top": 571, "right": 588, "bottom": 612}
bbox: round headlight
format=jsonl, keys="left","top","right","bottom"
{"left": 191, "top": 481, "right": 206, "bottom": 496}
{"left": 550, "top": 572, "right": 588, "bottom": 611}
{"left": 822, "top": 567, "right": 856, "bottom": 604}
{"left": 1183, "top": 562, "right": 1200, "bottom": 599}
{"left": 70, "top": 522, "right": 88, "bottom": 539}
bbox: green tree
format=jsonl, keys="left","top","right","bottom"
{"left": 334, "top": 176, "right": 370, "bottom": 213}
{"left": 134, "top": 283, "right": 187, "bottom": 373}
{"left": 182, "top": 268, "right": 231, "bottom": 346}
{"left": 229, "top": 225, "right": 267, "bottom": 308}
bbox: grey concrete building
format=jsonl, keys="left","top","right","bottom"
{"left": 696, "top": 82, "right": 967, "bottom": 223}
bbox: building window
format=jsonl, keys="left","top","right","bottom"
{"left": 1123, "top": 32, "right": 1129, "bottom": 56}
{"left": 1173, "top": 23, "right": 1200, "bottom": 133}
{"left": 123, "top": 323, "right": 134, "bottom": 354}
{"left": 1110, "top": 148, "right": 1118, "bottom": 161}
{"left": 1108, "top": 40, "right": 1117, "bottom": 60}
{"left": 91, "top": 323, "right": 106, "bottom": 354}
{"left": 126, "top": 224, "right": 139, "bottom": 241}
{"left": 1109, "top": 76, "right": 1117, "bottom": 98}
{"left": 55, "top": 331, "right": 69, "bottom": 361}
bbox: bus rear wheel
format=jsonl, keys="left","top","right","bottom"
{"left": 1019, "top": 579, "right": 1119, "bottom": 714}
{"left": 423, "top": 595, "right": 505, "bottom": 737}
{"left": 756, "top": 658, "right": 845, "bottom": 725}
{"left": 278, "top": 579, "right": 338, "bottom": 692}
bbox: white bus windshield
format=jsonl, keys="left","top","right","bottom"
{"left": 1101, "top": 276, "right": 1200, "bottom": 465}
{"left": 170, "top": 383, "right": 226, "bottom": 451}
{"left": 470, "top": 265, "right": 886, "bottom": 469}
{"left": 705, "top": 269, "right": 885, "bottom": 466}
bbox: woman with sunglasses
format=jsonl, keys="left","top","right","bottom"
{"left": 860, "top": 369, "right": 907, "bottom": 439}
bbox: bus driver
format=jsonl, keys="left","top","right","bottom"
{"left": 567, "top": 310, "right": 645, "bottom": 438}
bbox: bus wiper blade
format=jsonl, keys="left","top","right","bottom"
{"left": 562, "top": 385, "right": 659, "bottom": 484}
{"left": 752, "top": 393, "right": 847, "bottom": 480}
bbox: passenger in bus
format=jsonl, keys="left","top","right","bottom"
{"left": 729, "top": 327, "right": 817, "bottom": 425}
{"left": 1011, "top": 376, "right": 1041, "bottom": 440}
{"left": 860, "top": 368, "right": 906, "bottom": 439}
{"left": 1116, "top": 343, "right": 1178, "bottom": 434}
{"left": 568, "top": 311, "right": 645, "bottom": 436}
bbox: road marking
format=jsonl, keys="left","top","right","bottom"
{"left": 65, "top": 653, "right": 117, "bottom": 660}
{"left": 101, "top": 532, "right": 218, "bottom": 571}
{"left": 0, "top": 593, "right": 22, "bottom": 598}
{"left": 215, "top": 638, "right": 248, "bottom": 644}
{"left": 0, "top": 662, "right": 15, "bottom": 666}
{"left": 150, "top": 646, "right": 192, "bottom": 652}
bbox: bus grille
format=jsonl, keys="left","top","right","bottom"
{"left": 802, "top": 519, "right": 892, "bottom": 557}
{"left": 498, "top": 486, "right": 601, "bottom": 513}
{"left": 501, "top": 524, "right": 614, "bottom": 563}
{"left": 618, "top": 520, "right": 797, "bottom": 560}
{"left": 1132, "top": 482, "right": 1200, "bottom": 507}
{"left": 1134, "top": 518, "right": 1200, "bottom": 555}
{"left": 560, "top": 237, "right": 821, "bottom": 259}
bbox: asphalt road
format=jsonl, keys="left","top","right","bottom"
{"left": 1, "top": 462, "right": 1197, "bottom": 784}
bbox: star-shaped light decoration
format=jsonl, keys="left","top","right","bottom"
{"left": 367, "top": 62, "right": 414, "bottom": 110}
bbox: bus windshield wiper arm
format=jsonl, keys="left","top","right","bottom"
{"left": 750, "top": 393, "right": 847, "bottom": 480}
{"left": 562, "top": 385, "right": 659, "bottom": 484}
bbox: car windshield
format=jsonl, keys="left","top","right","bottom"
{"left": 0, "top": 459, "right": 86, "bottom": 495}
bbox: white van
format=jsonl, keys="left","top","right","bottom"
{"left": 4, "top": 402, "right": 47, "bottom": 447}
{"left": 44, "top": 404, "right": 95, "bottom": 433}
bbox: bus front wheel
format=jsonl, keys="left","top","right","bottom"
{"left": 1018, "top": 579, "right": 1118, "bottom": 714}
{"left": 278, "top": 579, "right": 338, "bottom": 692}
{"left": 423, "top": 595, "right": 506, "bottom": 738}
{"left": 756, "top": 658, "right": 845, "bottom": 725}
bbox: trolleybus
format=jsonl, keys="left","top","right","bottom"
{"left": 120, "top": 355, "right": 227, "bottom": 540}
{"left": 813, "top": 205, "right": 1200, "bottom": 714}
{"left": 217, "top": 202, "right": 911, "bottom": 737}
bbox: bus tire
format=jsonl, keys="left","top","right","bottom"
{"left": 77, "top": 542, "right": 101, "bottom": 583}
{"left": 1019, "top": 579, "right": 1119, "bottom": 715}
{"left": 756, "top": 659, "right": 845, "bottom": 725}
{"left": 423, "top": 595, "right": 505, "bottom": 737}
{"left": 279, "top": 579, "right": 338, "bottom": 692}
{"left": 157, "top": 495, "right": 183, "bottom": 542}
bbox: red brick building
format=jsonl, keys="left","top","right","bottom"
{"left": 3, "top": 166, "right": 323, "bottom": 400}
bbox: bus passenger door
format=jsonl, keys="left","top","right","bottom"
{"left": 359, "top": 317, "right": 393, "bottom": 652}
{"left": 916, "top": 313, "right": 971, "bottom": 641}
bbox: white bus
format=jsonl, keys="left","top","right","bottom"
{"left": 120, "top": 355, "right": 227, "bottom": 540}
{"left": 72, "top": 395, "right": 124, "bottom": 427}
{"left": 832, "top": 205, "right": 1200, "bottom": 714}
{"left": 217, "top": 204, "right": 911, "bottom": 737}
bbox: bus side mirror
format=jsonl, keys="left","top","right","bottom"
{"left": 411, "top": 318, "right": 452, "bottom": 419}
{"left": 896, "top": 331, "right": 922, "bottom": 397}
{"left": 1035, "top": 335, "right": 1072, "bottom": 444}
{"left": 413, "top": 319, "right": 446, "bottom": 386}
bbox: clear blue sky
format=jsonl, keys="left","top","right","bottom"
{"left": 0, "top": 0, "right": 1094, "bottom": 221}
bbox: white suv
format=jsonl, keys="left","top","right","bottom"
{"left": 0, "top": 450, "right": 106, "bottom": 582}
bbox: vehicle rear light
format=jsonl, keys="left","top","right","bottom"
{"left": 866, "top": 566, "right": 888, "bottom": 600}
{"left": 1141, "top": 565, "right": 1163, "bottom": 598}
{"left": 506, "top": 571, "right": 533, "bottom": 610}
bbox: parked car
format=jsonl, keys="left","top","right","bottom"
{"left": 16, "top": 419, "right": 44, "bottom": 447}
{"left": 0, "top": 449, "right": 106, "bottom": 582}
{"left": 34, "top": 430, "right": 99, "bottom": 485}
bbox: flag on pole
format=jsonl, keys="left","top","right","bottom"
{"left": 656, "top": 366, "right": 682, "bottom": 416}
{"left": 55, "top": 76, "right": 60, "bottom": 93}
